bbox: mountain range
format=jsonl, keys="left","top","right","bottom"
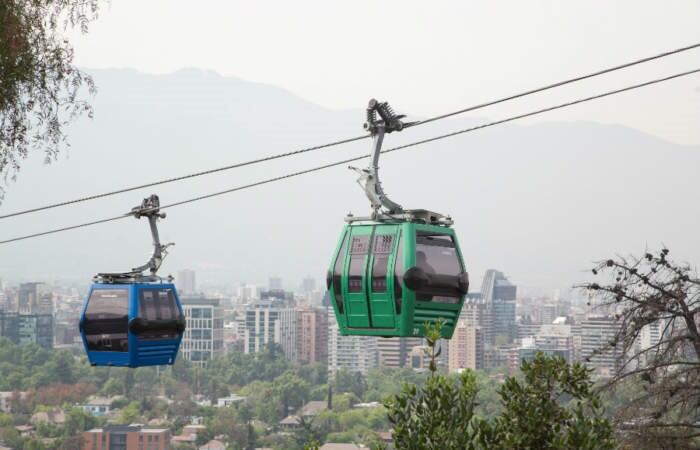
{"left": 0, "top": 68, "right": 698, "bottom": 295}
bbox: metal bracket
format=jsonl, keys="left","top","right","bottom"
{"left": 349, "top": 99, "right": 407, "bottom": 218}
{"left": 348, "top": 99, "right": 453, "bottom": 226}
{"left": 94, "top": 194, "right": 174, "bottom": 284}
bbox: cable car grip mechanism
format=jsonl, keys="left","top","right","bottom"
{"left": 347, "top": 99, "right": 453, "bottom": 226}
{"left": 94, "top": 194, "right": 174, "bottom": 284}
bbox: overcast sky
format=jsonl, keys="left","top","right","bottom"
{"left": 70, "top": 0, "right": 700, "bottom": 146}
{"left": 3, "top": 1, "right": 698, "bottom": 292}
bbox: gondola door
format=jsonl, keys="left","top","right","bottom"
{"left": 344, "top": 227, "right": 372, "bottom": 328}
{"left": 367, "top": 225, "right": 398, "bottom": 329}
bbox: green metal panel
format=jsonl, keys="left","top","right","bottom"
{"left": 327, "top": 221, "right": 468, "bottom": 338}
{"left": 343, "top": 226, "right": 373, "bottom": 328}
{"left": 367, "top": 225, "right": 399, "bottom": 329}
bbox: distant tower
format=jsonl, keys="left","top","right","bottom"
{"left": 177, "top": 269, "right": 196, "bottom": 295}
{"left": 448, "top": 321, "right": 484, "bottom": 372}
{"left": 18, "top": 283, "right": 52, "bottom": 315}
{"left": 481, "top": 270, "right": 517, "bottom": 344}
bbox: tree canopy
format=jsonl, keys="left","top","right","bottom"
{"left": 0, "top": 0, "right": 99, "bottom": 197}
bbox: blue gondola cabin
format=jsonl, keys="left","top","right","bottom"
{"left": 80, "top": 282, "right": 185, "bottom": 367}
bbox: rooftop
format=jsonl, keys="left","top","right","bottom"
{"left": 181, "top": 297, "right": 221, "bottom": 306}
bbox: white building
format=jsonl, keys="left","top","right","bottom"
{"left": 216, "top": 395, "right": 246, "bottom": 408}
{"left": 241, "top": 300, "right": 297, "bottom": 360}
{"left": 181, "top": 297, "right": 224, "bottom": 366}
{"left": 327, "top": 308, "right": 378, "bottom": 375}
{"left": 579, "top": 316, "right": 621, "bottom": 377}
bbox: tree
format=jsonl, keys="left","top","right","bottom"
{"left": 0, "top": 0, "right": 99, "bottom": 196}
{"left": 478, "top": 353, "right": 616, "bottom": 450}
{"left": 117, "top": 400, "right": 141, "bottom": 424}
{"left": 333, "top": 369, "right": 367, "bottom": 400}
{"left": 64, "top": 407, "right": 97, "bottom": 437}
{"left": 581, "top": 248, "right": 700, "bottom": 449}
{"left": 384, "top": 321, "right": 617, "bottom": 450}
{"left": 384, "top": 320, "right": 480, "bottom": 450}
{"left": 273, "top": 371, "right": 311, "bottom": 418}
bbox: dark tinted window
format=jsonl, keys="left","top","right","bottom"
{"left": 348, "top": 235, "right": 370, "bottom": 293}
{"left": 84, "top": 289, "right": 129, "bottom": 352}
{"left": 415, "top": 232, "right": 463, "bottom": 303}
{"left": 332, "top": 232, "right": 349, "bottom": 313}
{"left": 371, "top": 235, "right": 393, "bottom": 292}
{"left": 416, "top": 233, "right": 461, "bottom": 276}
{"left": 137, "top": 288, "right": 181, "bottom": 340}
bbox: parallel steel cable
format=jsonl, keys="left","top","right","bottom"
{"left": 0, "top": 134, "right": 370, "bottom": 220}
{"left": 1, "top": 68, "right": 697, "bottom": 246}
{"left": 1, "top": 42, "right": 698, "bottom": 221}
{"left": 409, "top": 42, "right": 700, "bottom": 128}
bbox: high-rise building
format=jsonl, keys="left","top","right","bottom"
{"left": 538, "top": 304, "right": 558, "bottom": 325}
{"left": 579, "top": 316, "right": 621, "bottom": 377}
{"left": 18, "top": 283, "right": 52, "bottom": 315}
{"left": 460, "top": 295, "right": 493, "bottom": 344}
{"left": 377, "top": 337, "right": 424, "bottom": 368}
{"left": 176, "top": 270, "right": 196, "bottom": 295}
{"left": 0, "top": 312, "right": 53, "bottom": 349}
{"left": 241, "top": 300, "right": 297, "bottom": 360}
{"left": 296, "top": 306, "right": 328, "bottom": 364}
{"left": 83, "top": 425, "right": 170, "bottom": 450}
{"left": 481, "top": 270, "right": 517, "bottom": 344}
{"left": 181, "top": 297, "right": 224, "bottom": 366}
{"left": 328, "top": 308, "right": 377, "bottom": 375}
{"left": 518, "top": 322, "right": 574, "bottom": 363}
{"left": 448, "top": 321, "right": 484, "bottom": 372}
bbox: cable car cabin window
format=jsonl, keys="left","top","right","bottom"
{"left": 137, "top": 289, "right": 180, "bottom": 340}
{"left": 84, "top": 289, "right": 129, "bottom": 352}
{"left": 371, "top": 235, "right": 393, "bottom": 292}
{"left": 332, "top": 233, "right": 349, "bottom": 313}
{"left": 415, "top": 233, "right": 463, "bottom": 304}
{"left": 348, "top": 235, "right": 370, "bottom": 293}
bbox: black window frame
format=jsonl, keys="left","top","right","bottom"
{"left": 348, "top": 235, "right": 370, "bottom": 293}
{"left": 371, "top": 234, "right": 393, "bottom": 293}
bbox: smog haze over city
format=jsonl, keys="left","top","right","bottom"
{"left": 0, "top": 0, "right": 698, "bottom": 293}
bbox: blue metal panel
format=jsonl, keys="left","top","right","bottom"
{"left": 80, "top": 282, "right": 184, "bottom": 368}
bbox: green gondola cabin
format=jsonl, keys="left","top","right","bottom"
{"left": 328, "top": 99, "right": 469, "bottom": 339}
{"left": 327, "top": 221, "right": 468, "bottom": 338}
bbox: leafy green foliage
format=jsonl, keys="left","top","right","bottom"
{"left": 384, "top": 321, "right": 618, "bottom": 450}
{"left": 478, "top": 353, "right": 617, "bottom": 450}
{"left": 385, "top": 320, "right": 480, "bottom": 450}
{"left": 0, "top": 0, "right": 99, "bottom": 196}
{"left": 0, "top": 326, "right": 620, "bottom": 450}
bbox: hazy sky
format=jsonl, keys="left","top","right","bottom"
{"left": 2, "top": 1, "right": 698, "bottom": 293}
{"left": 70, "top": 0, "right": 700, "bottom": 145}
